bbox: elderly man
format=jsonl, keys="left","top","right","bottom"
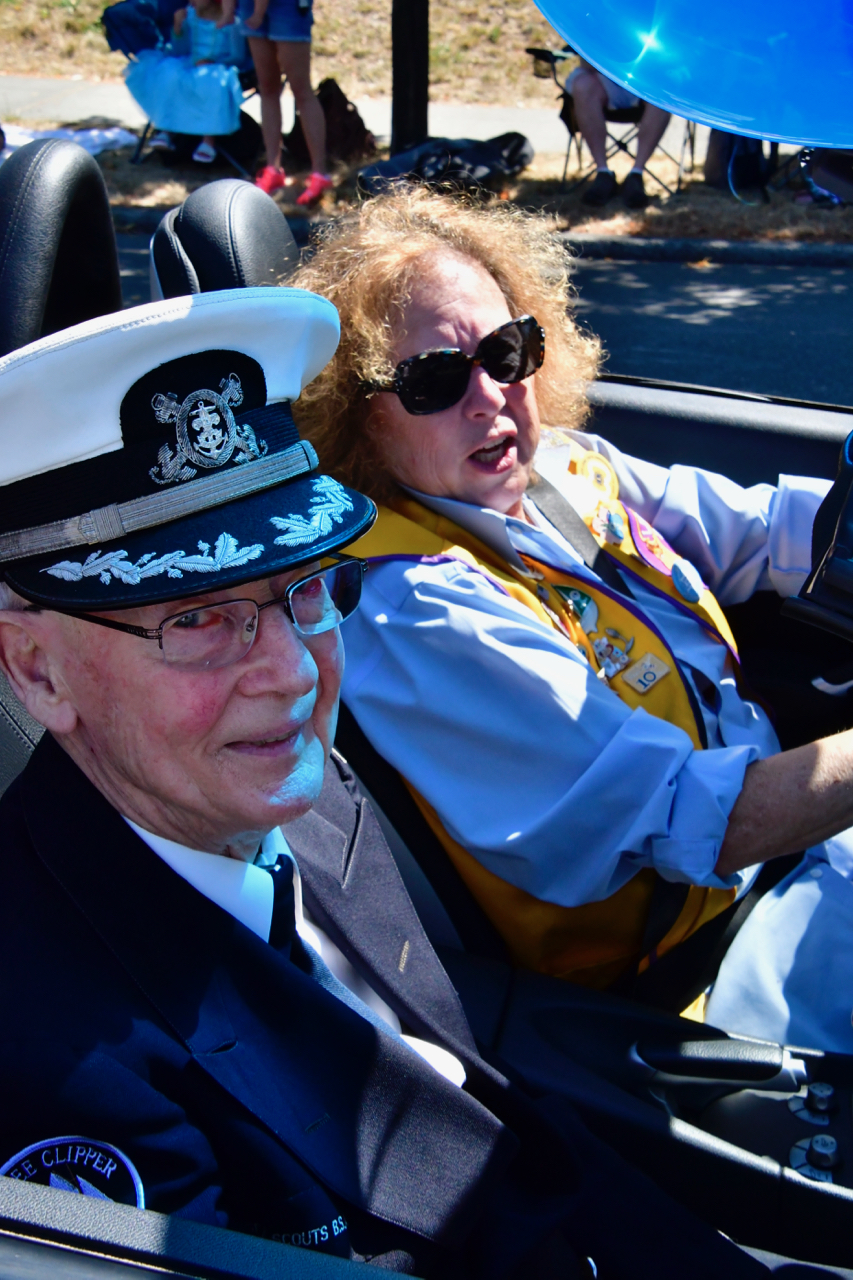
{"left": 0, "top": 287, "right": 810, "bottom": 1279}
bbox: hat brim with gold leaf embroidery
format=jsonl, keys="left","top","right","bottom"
{"left": 0, "top": 287, "right": 375, "bottom": 611}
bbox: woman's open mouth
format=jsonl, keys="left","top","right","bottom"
{"left": 469, "top": 435, "right": 516, "bottom": 469}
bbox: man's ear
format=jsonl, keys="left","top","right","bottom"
{"left": 0, "top": 615, "right": 78, "bottom": 735}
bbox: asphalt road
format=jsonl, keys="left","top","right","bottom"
{"left": 118, "top": 234, "right": 150, "bottom": 309}
{"left": 118, "top": 236, "right": 853, "bottom": 406}
{"left": 571, "top": 258, "right": 853, "bottom": 406}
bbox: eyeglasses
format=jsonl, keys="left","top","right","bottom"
{"left": 33, "top": 555, "right": 366, "bottom": 672}
{"left": 363, "top": 315, "right": 545, "bottom": 416}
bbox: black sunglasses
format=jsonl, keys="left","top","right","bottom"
{"left": 363, "top": 315, "right": 545, "bottom": 417}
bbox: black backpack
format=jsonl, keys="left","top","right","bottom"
{"left": 705, "top": 128, "right": 775, "bottom": 198}
{"left": 357, "top": 132, "right": 535, "bottom": 196}
{"left": 283, "top": 78, "right": 376, "bottom": 167}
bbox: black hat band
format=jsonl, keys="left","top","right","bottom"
{"left": 0, "top": 436, "right": 318, "bottom": 564}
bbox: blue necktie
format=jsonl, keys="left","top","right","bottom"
{"left": 266, "top": 858, "right": 403, "bottom": 1040}
{"left": 266, "top": 858, "right": 297, "bottom": 953}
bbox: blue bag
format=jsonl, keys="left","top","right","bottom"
{"left": 101, "top": 0, "right": 181, "bottom": 57}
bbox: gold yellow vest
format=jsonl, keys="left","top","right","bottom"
{"left": 345, "top": 447, "right": 737, "bottom": 989}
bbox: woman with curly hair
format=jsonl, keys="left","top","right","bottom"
{"left": 294, "top": 186, "right": 599, "bottom": 500}
{"left": 290, "top": 187, "right": 840, "bottom": 1050}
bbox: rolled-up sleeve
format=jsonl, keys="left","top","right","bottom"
{"left": 342, "top": 557, "right": 757, "bottom": 906}
{"left": 565, "top": 433, "right": 830, "bottom": 605}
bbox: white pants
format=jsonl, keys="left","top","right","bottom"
{"left": 707, "top": 832, "right": 853, "bottom": 1053}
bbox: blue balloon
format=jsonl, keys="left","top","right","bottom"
{"left": 534, "top": 0, "right": 853, "bottom": 146}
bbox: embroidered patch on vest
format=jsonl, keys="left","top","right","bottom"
{"left": 591, "top": 502, "right": 626, "bottom": 545}
{"left": 554, "top": 585, "right": 599, "bottom": 633}
{"left": 576, "top": 451, "right": 619, "bottom": 499}
{"left": 626, "top": 508, "right": 677, "bottom": 576}
{"left": 0, "top": 1136, "right": 145, "bottom": 1207}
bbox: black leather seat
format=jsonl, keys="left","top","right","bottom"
{"left": 150, "top": 179, "right": 299, "bottom": 298}
{"left": 0, "top": 138, "right": 122, "bottom": 359}
{"left": 0, "top": 672, "right": 42, "bottom": 799}
{"left": 0, "top": 137, "right": 117, "bottom": 788}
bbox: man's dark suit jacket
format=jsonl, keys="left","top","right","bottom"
{"left": 0, "top": 734, "right": 768, "bottom": 1280}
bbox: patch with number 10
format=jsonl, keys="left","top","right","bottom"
{"left": 620, "top": 653, "right": 671, "bottom": 694}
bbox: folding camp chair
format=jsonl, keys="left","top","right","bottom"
{"left": 102, "top": 0, "right": 180, "bottom": 163}
{"left": 102, "top": 0, "right": 258, "bottom": 176}
{"left": 525, "top": 46, "right": 696, "bottom": 195}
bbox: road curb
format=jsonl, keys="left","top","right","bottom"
{"left": 112, "top": 207, "right": 853, "bottom": 269}
{"left": 559, "top": 232, "right": 853, "bottom": 267}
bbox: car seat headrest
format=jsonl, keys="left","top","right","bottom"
{"left": 150, "top": 179, "right": 299, "bottom": 299}
{"left": 0, "top": 138, "right": 123, "bottom": 359}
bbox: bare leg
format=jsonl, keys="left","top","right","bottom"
{"left": 248, "top": 35, "right": 284, "bottom": 169}
{"left": 570, "top": 65, "right": 610, "bottom": 170}
{"left": 633, "top": 104, "right": 671, "bottom": 170}
{"left": 276, "top": 40, "right": 326, "bottom": 174}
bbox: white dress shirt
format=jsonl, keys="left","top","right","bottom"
{"left": 125, "top": 818, "right": 466, "bottom": 1087}
{"left": 340, "top": 431, "right": 831, "bottom": 906}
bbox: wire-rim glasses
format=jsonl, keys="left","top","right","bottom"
{"left": 363, "top": 315, "right": 545, "bottom": 417}
{"left": 30, "top": 555, "right": 367, "bottom": 671}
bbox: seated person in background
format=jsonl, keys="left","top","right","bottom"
{"left": 125, "top": 0, "right": 246, "bottom": 164}
{"left": 291, "top": 187, "right": 853, "bottom": 1055}
{"left": 0, "top": 287, "right": 775, "bottom": 1279}
{"left": 566, "top": 61, "right": 670, "bottom": 209}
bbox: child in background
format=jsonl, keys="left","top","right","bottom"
{"left": 125, "top": 0, "right": 247, "bottom": 164}
{"left": 218, "top": 0, "right": 269, "bottom": 31}
{"left": 243, "top": 0, "right": 269, "bottom": 30}
{"left": 218, "top": 0, "right": 331, "bottom": 204}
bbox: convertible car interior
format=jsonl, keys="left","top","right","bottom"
{"left": 4, "top": 137, "right": 853, "bottom": 1276}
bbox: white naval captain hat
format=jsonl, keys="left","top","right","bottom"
{"left": 0, "top": 287, "right": 376, "bottom": 610}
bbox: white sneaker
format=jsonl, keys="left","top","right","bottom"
{"left": 192, "top": 140, "right": 217, "bottom": 164}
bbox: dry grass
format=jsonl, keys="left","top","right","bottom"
{"left": 0, "top": 0, "right": 126, "bottom": 80}
{"left": 0, "top": 0, "right": 567, "bottom": 104}
{"left": 314, "top": 1, "right": 568, "bottom": 104}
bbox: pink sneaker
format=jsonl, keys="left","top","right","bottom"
{"left": 296, "top": 171, "right": 333, "bottom": 206}
{"left": 254, "top": 165, "right": 286, "bottom": 195}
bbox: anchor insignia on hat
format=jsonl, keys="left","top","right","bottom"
{"left": 150, "top": 373, "right": 268, "bottom": 486}
{"left": 0, "top": 288, "right": 378, "bottom": 610}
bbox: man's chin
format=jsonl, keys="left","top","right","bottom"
{"left": 210, "top": 731, "right": 328, "bottom": 837}
{"left": 265, "top": 736, "right": 327, "bottom": 827}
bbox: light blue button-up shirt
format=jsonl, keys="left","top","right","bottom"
{"left": 340, "top": 432, "right": 830, "bottom": 908}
